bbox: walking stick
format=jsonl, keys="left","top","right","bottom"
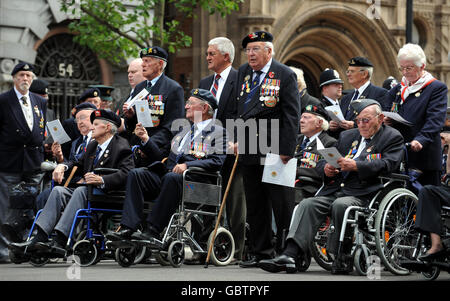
{"left": 204, "top": 152, "right": 239, "bottom": 268}
{"left": 63, "top": 166, "right": 78, "bottom": 187}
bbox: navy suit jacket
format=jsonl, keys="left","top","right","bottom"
{"left": 383, "top": 80, "right": 448, "bottom": 171}
{"left": 126, "top": 74, "right": 185, "bottom": 159}
{"left": 235, "top": 59, "right": 300, "bottom": 165}
{"left": 0, "top": 89, "right": 47, "bottom": 172}
{"left": 340, "top": 83, "right": 388, "bottom": 121}
{"left": 198, "top": 67, "right": 238, "bottom": 126}
{"left": 316, "top": 125, "right": 404, "bottom": 197}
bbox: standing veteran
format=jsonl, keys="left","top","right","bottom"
{"left": 8, "top": 110, "right": 134, "bottom": 256}
{"left": 235, "top": 31, "right": 300, "bottom": 267}
{"left": 106, "top": 89, "right": 227, "bottom": 242}
{"left": 384, "top": 43, "right": 448, "bottom": 186}
{"left": 293, "top": 104, "right": 336, "bottom": 203}
{"left": 123, "top": 46, "right": 185, "bottom": 161}
{"left": 259, "top": 99, "right": 404, "bottom": 274}
{"left": 339, "top": 57, "right": 387, "bottom": 129}
{"left": 0, "top": 62, "right": 47, "bottom": 261}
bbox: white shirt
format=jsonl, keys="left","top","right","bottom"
{"left": 354, "top": 136, "right": 373, "bottom": 159}
{"left": 355, "top": 81, "right": 371, "bottom": 99}
{"left": 14, "top": 86, "right": 33, "bottom": 130}
{"left": 96, "top": 136, "right": 114, "bottom": 162}
{"left": 253, "top": 58, "right": 273, "bottom": 85}
{"left": 177, "top": 119, "right": 213, "bottom": 153}
{"left": 76, "top": 131, "right": 93, "bottom": 154}
{"left": 324, "top": 96, "right": 339, "bottom": 106}
{"left": 210, "top": 65, "right": 232, "bottom": 103}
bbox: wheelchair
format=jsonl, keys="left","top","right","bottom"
{"left": 113, "top": 167, "right": 235, "bottom": 268}
{"left": 399, "top": 205, "right": 450, "bottom": 280}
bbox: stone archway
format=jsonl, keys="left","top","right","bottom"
{"left": 273, "top": 4, "right": 400, "bottom": 97}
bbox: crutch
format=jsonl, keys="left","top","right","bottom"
{"left": 204, "top": 152, "right": 239, "bottom": 268}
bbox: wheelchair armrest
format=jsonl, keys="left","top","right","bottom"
{"left": 93, "top": 168, "right": 119, "bottom": 175}
{"left": 296, "top": 176, "right": 317, "bottom": 185}
{"left": 186, "top": 166, "right": 207, "bottom": 173}
{"left": 388, "top": 173, "right": 411, "bottom": 181}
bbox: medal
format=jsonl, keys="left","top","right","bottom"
{"left": 415, "top": 92, "right": 421, "bottom": 97}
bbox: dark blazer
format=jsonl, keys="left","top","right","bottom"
{"left": 199, "top": 67, "right": 238, "bottom": 125}
{"left": 67, "top": 134, "right": 134, "bottom": 191}
{"left": 300, "top": 89, "right": 321, "bottom": 113}
{"left": 294, "top": 131, "right": 336, "bottom": 193}
{"left": 316, "top": 124, "right": 404, "bottom": 197}
{"left": 235, "top": 59, "right": 300, "bottom": 165}
{"left": 0, "top": 89, "right": 47, "bottom": 172}
{"left": 126, "top": 74, "right": 185, "bottom": 158}
{"left": 383, "top": 80, "right": 448, "bottom": 171}
{"left": 340, "top": 83, "right": 387, "bottom": 121}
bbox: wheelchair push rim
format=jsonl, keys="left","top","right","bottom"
{"left": 207, "top": 227, "right": 235, "bottom": 266}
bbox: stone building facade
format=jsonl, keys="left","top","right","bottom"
{"left": 1, "top": 0, "right": 450, "bottom": 118}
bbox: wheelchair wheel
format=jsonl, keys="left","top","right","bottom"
{"left": 296, "top": 252, "right": 311, "bottom": 272}
{"left": 353, "top": 246, "right": 371, "bottom": 276}
{"left": 133, "top": 245, "right": 148, "bottom": 264}
{"left": 375, "top": 188, "right": 418, "bottom": 275}
{"left": 73, "top": 239, "right": 98, "bottom": 267}
{"left": 168, "top": 240, "right": 185, "bottom": 268}
{"left": 310, "top": 217, "right": 333, "bottom": 271}
{"left": 30, "top": 254, "right": 50, "bottom": 267}
{"left": 422, "top": 266, "right": 440, "bottom": 281}
{"left": 207, "top": 227, "right": 235, "bottom": 266}
{"left": 154, "top": 251, "right": 171, "bottom": 266}
{"left": 115, "top": 247, "right": 137, "bottom": 268}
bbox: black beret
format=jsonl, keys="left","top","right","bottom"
{"left": 348, "top": 56, "right": 373, "bottom": 67}
{"left": 74, "top": 102, "right": 97, "bottom": 117}
{"left": 140, "top": 46, "right": 168, "bottom": 62}
{"left": 11, "top": 62, "right": 34, "bottom": 76}
{"left": 79, "top": 88, "right": 101, "bottom": 103}
{"left": 89, "top": 85, "right": 114, "bottom": 101}
{"left": 242, "top": 31, "right": 273, "bottom": 49}
{"left": 90, "top": 109, "right": 121, "bottom": 128}
{"left": 319, "top": 68, "right": 343, "bottom": 88}
{"left": 350, "top": 98, "right": 381, "bottom": 115}
{"left": 303, "top": 104, "right": 330, "bottom": 121}
{"left": 382, "top": 76, "right": 398, "bottom": 90}
{"left": 29, "top": 79, "right": 49, "bottom": 95}
{"left": 191, "top": 88, "right": 218, "bottom": 110}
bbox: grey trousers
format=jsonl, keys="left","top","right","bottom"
{"left": 287, "top": 194, "right": 369, "bottom": 255}
{"left": 35, "top": 186, "right": 88, "bottom": 238}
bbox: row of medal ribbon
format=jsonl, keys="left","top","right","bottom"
{"left": 147, "top": 95, "right": 164, "bottom": 116}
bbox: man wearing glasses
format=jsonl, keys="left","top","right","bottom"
{"left": 258, "top": 99, "right": 404, "bottom": 275}
{"left": 339, "top": 57, "right": 387, "bottom": 130}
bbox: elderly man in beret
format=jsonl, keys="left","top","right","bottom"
{"left": 122, "top": 46, "right": 185, "bottom": 163}
{"left": 234, "top": 31, "right": 300, "bottom": 267}
{"left": 0, "top": 62, "right": 47, "bottom": 262}
{"left": 339, "top": 57, "right": 387, "bottom": 130}
{"left": 9, "top": 110, "right": 134, "bottom": 257}
{"left": 106, "top": 88, "right": 228, "bottom": 244}
{"left": 259, "top": 99, "right": 404, "bottom": 275}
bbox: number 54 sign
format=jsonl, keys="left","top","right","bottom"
{"left": 59, "top": 63, "right": 74, "bottom": 77}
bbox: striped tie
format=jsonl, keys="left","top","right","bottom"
{"left": 211, "top": 74, "right": 221, "bottom": 97}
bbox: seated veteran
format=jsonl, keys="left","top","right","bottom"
{"left": 414, "top": 132, "right": 450, "bottom": 261}
{"left": 258, "top": 99, "right": 404, "bottom": 275}
{"left": 9, "top": 110, "right": 134, "bottom": 256}
{"left": 106, "top": 89, "right": 228, "bottom": 243}
{"left": 293, "top": 104, "right": 336, "bottom": 203}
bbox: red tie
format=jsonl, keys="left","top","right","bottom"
{"left": 211, "top": 74, "right": 221, "bottom": 97}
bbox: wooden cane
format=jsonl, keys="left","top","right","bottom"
{"left": 205, "top": 153, "right": 239, "bottom": 268}
{"left": 63, "top": 166, "right": 78, "bottom": 187}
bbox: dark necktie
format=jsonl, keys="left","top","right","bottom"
{"left": 21, "top": 96, "right": 28, "bottom": 106}
{"left": 146, "top": 81, "right": 152, "bottom": 92}
{"left": 364, "top": 138, "right": 371, "bottom": 147}
{"left": 76, "top": 136, "right": 88, "bottom": 160}
{"left": 299, "top": 137, "right": 310, "bottom": 151}
{"left": 211, "top": 74, "right": 221, "bottom": 97}
{"left": 345, "top": 90, "right": 359, "bottom": 120}
{"left": 244, "top": 71, "right": 263, "bottom": 110}
{"left": 93, "top": 146, "right": 102, "bottom": 165}
{"left": 175, "top": 124, "right": 196, "bottom": 163}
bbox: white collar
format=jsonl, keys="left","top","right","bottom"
{"left": 216, "top": 65, "right": 232, "bottom": 82}
{"left": 356, "top": 81, "right": 371, "bottom": 95}
{"left": 14, "top": 86, "right": 30, "bottom": 102}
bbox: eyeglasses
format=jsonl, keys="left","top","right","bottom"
{"left": 355, "top": 114, "right": 379, "bottom": 124}
{"left": 75, "top": 115, "right": 89, "bottom": 123}
{"left": 346, "top": 69, "right": 364, "bottom": 74}
{"left": 186, "top": 100, "right": 204, "bottom": 107}
{"left": 245, "top": 47, "right": 264, "bottom": 54}
{"left": 398, "top": 65, "right": 417, "bottom": 72}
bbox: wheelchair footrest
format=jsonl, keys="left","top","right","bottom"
{"left": 131, "top": 238, "right": 163, "bottom": 250}
{"left": 399, "top": 259, "right": 433, "bottom": 273}
{"left": 106, "top": 240, "right": 136, "bottom": 250}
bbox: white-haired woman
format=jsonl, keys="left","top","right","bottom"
{"left": 384, "top": 43, "right": 448, "bottom": 186}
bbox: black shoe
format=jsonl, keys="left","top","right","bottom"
{"left": 239, "top": 256, "right": 262, "bottom": 268}
{"left": 331, "top": 256, "right": 354, "bottom": 275}
{"left": 259, "top": 254, "right": 298, "bottom": 273}
{"left": 418, "top": 248, "right": 448, "bottom": 261}
{"left": 8, "top": 238, "right": 42, "bottom": 253}
{"left": 33, "top": 240, "right": 67, "bottom": 257}
{"left": 131, "top": 227, "right": 159, "bottom": 241}
{"left": 106, "top": 228, "right": 134, "bottom": 241}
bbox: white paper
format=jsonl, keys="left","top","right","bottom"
{"left": 126, "top": 88, "right": 149, "bottom": 108}
{"left": 316, "top": 136, "right": 324, "bottom": 150}
{"left": 135, "top": 100, "right": 153, "bottom": 128}
{"left": 382, "top": 111, "right": 413, "bottom": 126}
{"left": 325, "top": 105, "right": 345, "bottom": 122}
{"left": 47, "top": 120, "right": 71, "bottom": 144}
{"left": 262, "top": 153, "right": 297, "bottom": 187}
{"left": 317, "top": 147, "right": 342, "bottom": 168}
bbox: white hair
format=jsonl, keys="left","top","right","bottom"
{"left": 289, "top": 66, "right": 306, "bottom": 91}
{"left": 360, "top": 66, "right": 373, "bottom": 80}
{"left": 209, "top": 37, "right": 235, "bottom": 63}
{"left": 316, "top": 115, "right": 329, "bottom": 131}
{"left": 98, "top": 119, "right": 118, "bottom": 134}
{"left": 397, "top": 43, "right": 427, "bottom": 67}
{"left": 264, "top": 42, "right": 275, "bottom": 56}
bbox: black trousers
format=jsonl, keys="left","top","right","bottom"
{"left": 415, "top": 184, "right": 450, "bottom": 235}
{"left": 241, "top": 164, "right": 295, "bottom": 258}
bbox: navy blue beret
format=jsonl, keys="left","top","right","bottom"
{"left": 11, "top": 62, "right": 34, "bottom": 76}
{"left": 74, "top": 102, "right": 97, "bottom": 117}
{"left": 29, "top": 79, "right": 49, "bottom": 95}
{"left": 79, "top": 88, "right": 101, "bottom": 103}
{"left": 140, "top": 46, "right": 168, "bottom": 62}
{"left": 191, "top": 88, "right": 218, "bottom": 110}
{"left": 348, "top": 56, "right": 373, "bottom": 67}
{"left": 242, "top": 31, "right": 273, "bottom": 49}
